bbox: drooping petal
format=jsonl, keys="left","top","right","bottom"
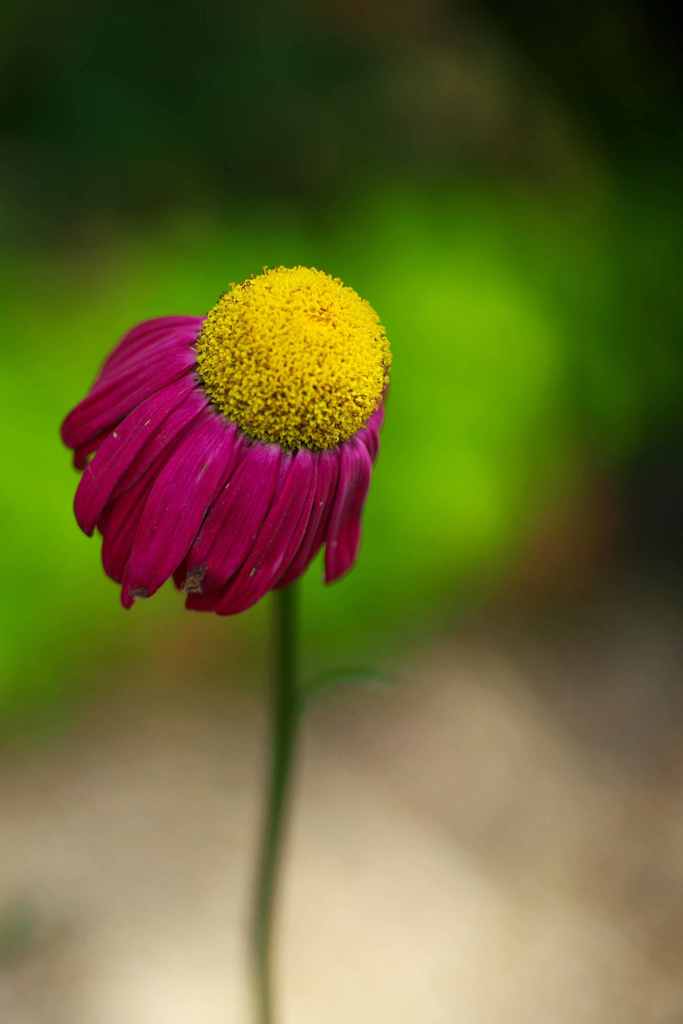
{"left": 92, "top": 326, "right": 198, "bottom": 394}
{"left": 74, "top": 376, "right": 197, "bottom": 536}
{"left": 270, "top": 455, "right": 318, "bottom": 586}
{"left": 172, "top": 557, "right": 190, "bottom": 592}
{"left": 100, "top": 470, "right": 159, "bottom": 584}
{"left": 73, "top": 428, "right": 112, "bottom": 470}
{"left": 99, "top": 317, "right": 202, "bottom": 380}
{"left": 367, "top": 404, "right": 385, "bottom": 433}
{"left": 357, "top": 403, "right": 384, "bottom": 463}
{"left": 278, "top": 449, "right": 338, "bottom": 587}
{"left": 362, "top": 428, "right": 379, "bottom": 462}
{"left": 110, "top": 387, "right": 207, "bottom": 499}
{"left": 121, "top": 410, "right": 240, "bottom": 606}
{"left": 99, "top": 403, "right": 208, "bottom": 586}
{"left": 212, "top": 449, "right": 317, "bottom": 615}
{"left": 60, "top": 346, "right": 196, "bottom": 451}
{"left": 184, "top": 442, "right": 281, "bottom": 597}
{"left": 324, "top": 438, "right": 372, "bottom": 583}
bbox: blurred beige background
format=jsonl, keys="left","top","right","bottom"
{"left": 3, "top": 581, "right": 682, "bottom": 1022}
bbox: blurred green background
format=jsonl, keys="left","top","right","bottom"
{"left": 1, "top": 0, "right": 682, "bottom": 715}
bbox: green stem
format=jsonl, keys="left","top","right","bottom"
{"left": 252, "top": 583, "right": 300, "bottom": 1024}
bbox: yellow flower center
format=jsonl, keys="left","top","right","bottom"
{"left": 195, "top": 266, "right": 391, "bottom": 451}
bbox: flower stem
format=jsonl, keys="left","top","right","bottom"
{"left": 252, "top": 583, "right": 300, "bottom": 1024}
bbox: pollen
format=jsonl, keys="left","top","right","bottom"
{"left": 195, "top": 266, "right": 391, "bottom": 451}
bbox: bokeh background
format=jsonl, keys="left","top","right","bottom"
{"left": 2, "top": 2, "right": 683, "bottom": 1021}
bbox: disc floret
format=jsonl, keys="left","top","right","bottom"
{"left": 195, "top": 266, "right": 391, "bottom": 451}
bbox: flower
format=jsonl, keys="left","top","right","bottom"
{"left": 61, "top": 266, "right": 391, "bottom": 614}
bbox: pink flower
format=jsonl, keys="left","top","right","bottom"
{"left": 61, "top": 266, "right": 391, "bottom": 614}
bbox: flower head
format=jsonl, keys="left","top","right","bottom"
{"left": 61, "top": 266, "right": 390, "bottom": 614}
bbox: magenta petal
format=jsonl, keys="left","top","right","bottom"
{"left": 271, "top": 455, "right": 318, "bottom": 586}
{"left": 185, "top": 442, "right": 281, "bottom": 595}
{"left": 61, "top": 346, "right": 196, "bottom": 451}
{"left": 84, "top": 335, "right": 195, "bottom": 406}
{"left": 357, "top": 403, "right": 384, "bottom": 462}
{"left": 121, "top": 410, "right": 240, "bottom": 604}
{"left": 214, "top": 449, "right": 317, "bottom": 615}
{"left": 100, "top": 316, "right": 202, "bottom": 379}
{"left": 73, "top": 428, "right": 111, "bottom": 470}
{"left": 73, "top": 377, "right": 197, "bottom": 536}
{"left": 367, "top": 429, "right": 380, "bottom": 462}
{"left": 100, "top": 471, "right": 157, "bottom": 584}
{"left": 92, "top": 326, "right": 197, "bottom": 394}
{"left": 111, "top": 387, "right": 207, "bottom": 499}
{"left": 173, "top": 558, "right": 189, "bottom": 591}
{"left": 278, "top": 449, "right": 339, "bottom": 587}
{"left": 324, "top": 438, "right": 372, "bottom": 583}
{"left": 367, "top": 404, "right": 385, "bottom": 433}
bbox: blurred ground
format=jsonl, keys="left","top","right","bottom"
{"left": 2, "top": 580, "right": 682, "bottom": 1024}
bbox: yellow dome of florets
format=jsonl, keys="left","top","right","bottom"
{"left": 195, "top": 266, "right": 391, "bottom": 451}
